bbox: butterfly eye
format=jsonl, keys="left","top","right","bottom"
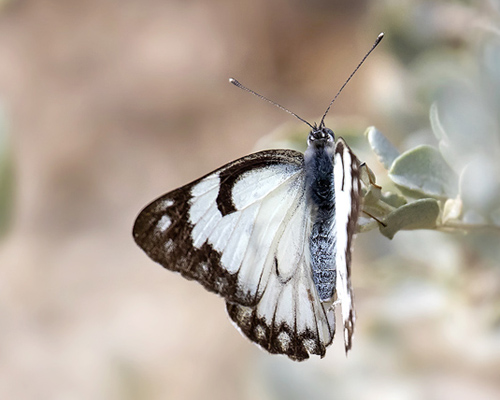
{"left": 322, "top": 128, "right": 335, "bottom": 142}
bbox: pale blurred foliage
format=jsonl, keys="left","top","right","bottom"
{"left": 0, "top": 1, "right": 499, "bottom": 400}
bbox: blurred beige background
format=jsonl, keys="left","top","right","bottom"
{"left": 0, "top": 1, "right": 499, "bottom": 399}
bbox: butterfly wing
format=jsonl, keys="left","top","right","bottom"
{"left": 133, "top": 149, "right": 336, "bottom": 360}
{"left": 333, "top": 138, "right": 362, "bottom": 352}
{"left": 225, "top": 183, "right": 335, "bottom": 360}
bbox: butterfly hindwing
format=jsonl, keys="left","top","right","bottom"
{"left": 333, "top": 138, "right": 362, "bottom": 352}
{"left": 226, "top": 184, "right": 335, "bottom": 360}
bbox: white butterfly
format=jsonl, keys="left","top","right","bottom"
{"left": 133, "top": 34, "right": 383, "bottom": 361}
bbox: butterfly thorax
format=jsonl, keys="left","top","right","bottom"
{"left": 304, "top": 127, "right": 337, "bottom": 302}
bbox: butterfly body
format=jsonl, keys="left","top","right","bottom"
{"left": 305, "top": 127, "right": 337, "bottom": 302}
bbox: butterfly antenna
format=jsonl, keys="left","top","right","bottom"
{"left": 319, "top": 32, "right": 384, "bottom": 128}
{"left": 229, "top": 78, "right": 315, "bottom": 130}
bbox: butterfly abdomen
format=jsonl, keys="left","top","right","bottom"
{"left": 305, "top": 139, "right": 337, "bottom": 302}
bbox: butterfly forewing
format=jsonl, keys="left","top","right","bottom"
{"left": 134, "top": 150, "right": 301, "bottom": 303}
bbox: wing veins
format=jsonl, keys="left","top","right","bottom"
{"left": 251, "top": 180, "right": 306, "bottom": 303}
{"left": 225, "top": 169, "right": 302, "bottom": 213}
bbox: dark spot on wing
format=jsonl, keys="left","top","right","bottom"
{"left": 226, "top": 302, "right": 328, "bottom": 361}
{"left": 306, "top": 288, "right": 315, "bottom": 303}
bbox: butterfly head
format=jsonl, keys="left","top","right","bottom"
{"left": 307, "top": 125, "right": 335, "bottom": 149}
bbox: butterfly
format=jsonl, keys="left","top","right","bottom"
{"left": 133, "top": 34, "right": 383, "bottom": 361}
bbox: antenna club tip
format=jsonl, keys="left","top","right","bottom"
{"left": 229, "top": 78, "right": 239, "bottom": 86}
{"left": 375, "top": 32, "right": 384, "bottom": 44}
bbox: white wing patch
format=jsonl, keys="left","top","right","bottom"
{"left": 189, "top": 173, "right": 221, "bottom": 233}
{"left": 333, "top": 139, "right": 361, "bottom": 351}
{"left": 191, "top": 173, "right": 221, "bottom": 196}
{"left": 219, "top": 204, "right": 260, "bottom": 274}
{"left": 334, "top": 149, "right": 352, "bottom": 320}
{"left": 231, "top": 164, "right": 302, "bottom": 209}
{"left": 156, "top": 215, "right": 172, "bottom": 232}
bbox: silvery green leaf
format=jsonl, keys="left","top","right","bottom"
{"left": 359, "top": 162, "right": 378, "bottom": 188}
{"left": 381, "top": 191, "right": 407, "bottom": 208}
{"left": 429, "top": 103, "right": 448, "bottom": 142}
{"left": 365, "top": 126, "right": 400, "bottom": 170}
{"left": 379, "top": 199, "right": 441, "bottom": 239}
{"left": 389, "top": 145, "right": 458, "bottom": 198}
